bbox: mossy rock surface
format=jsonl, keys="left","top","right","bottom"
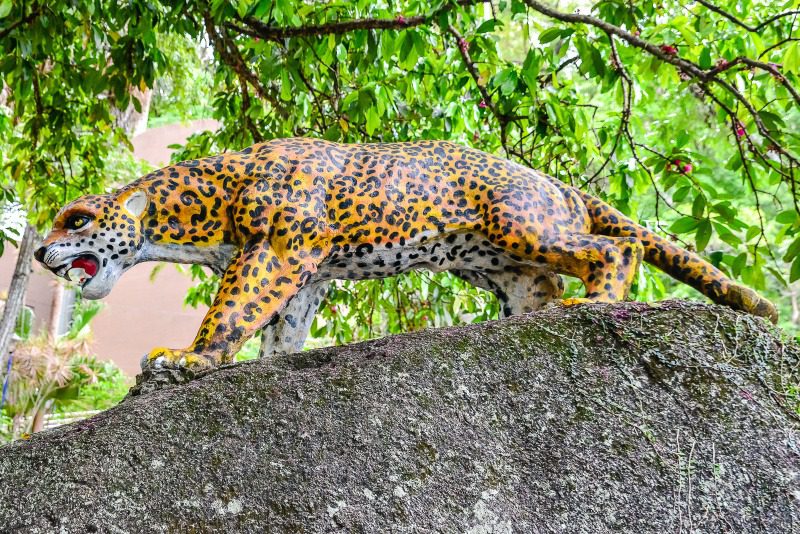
{"left": 0, "top": 300, "right": 798, "bottom": 532}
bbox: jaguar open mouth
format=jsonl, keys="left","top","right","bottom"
{"left": 57, "top": 254, "right": 101, "bottom": 287}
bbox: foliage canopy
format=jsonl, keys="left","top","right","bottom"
{"left": 1, "top": 0, "right": 799, "bottom": 335}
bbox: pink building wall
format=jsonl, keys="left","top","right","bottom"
{"left": 89, "top": 263, "right": 208, "bottom": 376}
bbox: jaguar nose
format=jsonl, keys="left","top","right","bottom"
{"left": 34, "top": 246, "right": 47, "bottom": 263}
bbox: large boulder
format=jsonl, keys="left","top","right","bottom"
{"left": 0, "top": 300, "right": 797, "bottom": 532}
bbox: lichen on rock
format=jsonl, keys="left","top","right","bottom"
{"left": 0, "top": 300, "right": 797, "bottom": 532}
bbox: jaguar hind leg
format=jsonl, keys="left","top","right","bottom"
{"left": 536, "top": 235, "right": 644, "bottom": 302}
{"left": 486, "top": 231, "right": 645, "bottom": 304}
{"left": 452, "top": 267, "right": 563, "bottom": 317}
{"left": 258, "top": 280, "right": 330, "bottom": 360}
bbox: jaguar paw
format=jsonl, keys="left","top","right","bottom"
{"left": 560, "top": 297, "right": 593, "bottom": 307}
{"left": 142, "top": 347, "right": 216, "bottom": 372}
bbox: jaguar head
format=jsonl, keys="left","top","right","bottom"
{"left": 35, "top": 188, "right": 148, "bottom": 299}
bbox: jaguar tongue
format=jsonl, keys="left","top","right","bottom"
{"left": 71, "top": 256, "right": 98, "bottom": 277}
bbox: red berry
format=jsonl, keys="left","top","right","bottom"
{"left": 659, "top": 44, "right": 678, "bottom": 55}
{"left": 479, "top": 100, "right": 488, "bottom": 109}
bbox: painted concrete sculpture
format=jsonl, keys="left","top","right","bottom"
{"left": 35, "top": 138, "right": 777, "bottom": 373}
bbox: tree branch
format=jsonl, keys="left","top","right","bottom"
{"left": 523, "top": 1, "right": 707, "bottom": 78}
{"left": 31, "top": 70, "right": 43, "bottom": 150}
{"left": 537, "top": 55, "right": 579, "bottom": 86}
{"left": 522, "top": 1, "right": 800, "bottom": 176}
{"left": 0, "top": 4, "right": 42, "bottom": 41}
{"left": 446, "top": 25, "right": 528, "bottom": 159}
{"left": 203, "top": 12, "right": 286, "bottom": 118}
{"left": 694, "top": 0, "right": 799, "bottom": 32}
{"left": 701, "top": 82, "right": 799, "bottom": 204}
{"left": 239, "top": 0, "right": 484, "bottom": 43}
{"left": 238, "top": 75, "right": 264, "bottom": 143}
{"left": 742, "top": 60, "right": 800, "bottom": 106}
{"left": 447, "top": 25, "right": 500, "bottom": 119}
{"left": 759, "top": 38, "right": 799, "bottom": 59}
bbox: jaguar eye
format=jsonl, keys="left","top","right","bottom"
{"left": 65, "top": 215, "right": 91, "bottom": 230}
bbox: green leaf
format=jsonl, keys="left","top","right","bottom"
{"left": 538, "top": 28, "right": 562, "bottom": 44}
{"left": 670, "top": 216, "right": 700, "bottom": 234}
{"left": 52, "top": 384, "right": 81, "bottom": 401}
{"left": 767, "top": 267, "right": 788, "bottom": 288}
{"left": 692, "top": 194, "right": 706, "bottom": 218}
{"left": 784, "top": 41, "right": 800, "bottom": 75}
{"left": 784, "top": 236, "right": 800, "bottom": 262}
{"left": 494, "top": 68, "right": 518, "bottom": 95}
{"left": 521, "top": 49, "right": 541, "bottom": 94}
{"left": 791, "top": 256, "right": 800, "bottom": 283}
{"left": 280, "top": 69, "right": 292, "bottom": 101}
{"left": 476, "top": 19, "right": 500, "bottom": 34}
{"left": 775, "top": 210, "right": 798, "bottom": 225}
{"left": 236, "top": 0, "right": 250, "bottom": 18}
{"left": 672, "top": 185, "right": 692, "bottom": 203}
{"left": 0, "top": 0, "right": 10, "bottom": 19}
{"left": 713, "top": 222, "right": 741, "bottom": 247}
{"left": 732, "top": 252, "right": 747, "bottom": 277}
{"left": 253, "top": 0, "right": 274, "bottom": 18}
{"left": 745, "top": 225, "right": 761, "bottom": 242}
{"left": 365, "top": 106, "right": 380, "bottom": 136}
{"left": 698, "top": 47, "right": 712, "bottom": 69}
{"left": 675, "top": 130, "right": 690, "bottom": 149}
{"left": 726, "top": 154, "right": 743, "bottom": 171}
{"left": 758, "top": 110, "right": 785, "bottom": 131}
{"left": 398, "top": 31, "right": 419, "bottom": 70}
{"left": 695, "top": 219, "right": 712, "bottom": 252}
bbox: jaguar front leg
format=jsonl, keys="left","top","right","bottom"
{"left": 143, "top": 238, "right": 320, "bottom": 373}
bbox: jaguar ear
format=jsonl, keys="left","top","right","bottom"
{"left": 120, "top": 189, "right": 148, "bottom": 218}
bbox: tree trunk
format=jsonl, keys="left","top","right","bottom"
{"left": 113, "top": 86, "right": 152, "bottom": 138}
{"left": 0, "top": 223, "right": 39, "bottom": 363}
{"left": 30, "top": 399, "right": 52, "bottom": 433}
{"left": 0, "top": 301, "right": 797, "bottom": 532}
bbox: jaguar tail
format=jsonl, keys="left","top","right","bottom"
{"left": 574, "top": 189, "right": 778, "bottom": 323}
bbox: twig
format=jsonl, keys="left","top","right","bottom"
{"left": 587, "top": 32, "right": 631, "bottom": 183}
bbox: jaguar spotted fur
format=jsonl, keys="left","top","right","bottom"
{"left": 35, "top": 138, "right": 778, "bottom": 373}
